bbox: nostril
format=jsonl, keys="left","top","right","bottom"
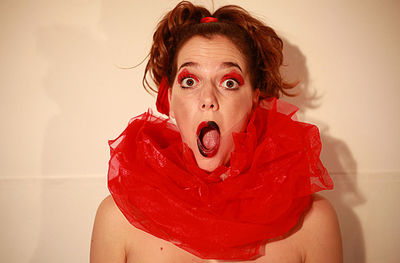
{"left": 201, "top": 103, "right": 216, "bottom": 110}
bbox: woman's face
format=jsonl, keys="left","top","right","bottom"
{"left": 169, "top": 35, "right": 259, "bottom": 172}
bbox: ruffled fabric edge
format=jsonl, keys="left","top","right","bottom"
{"left": 107, "top": 98, "right": 333, "bottom": 260}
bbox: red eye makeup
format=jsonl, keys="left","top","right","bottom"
{"left": 220, "top": 71, "right": 244, "bottom": 89}
{"left": 178, "top": 69, "right": 199, "bottom": 88}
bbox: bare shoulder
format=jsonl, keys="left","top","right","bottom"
{"left": 90, "top": 195, "right": 130, "bottom": 263}
{"left": 299, "top": 194, "right": 343, "bottom": 263}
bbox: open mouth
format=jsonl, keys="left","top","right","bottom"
{"left": 196, "top": 121, "right": 220, "bottom": 158}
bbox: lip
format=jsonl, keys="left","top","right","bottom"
{"left": 196, "top": 121, "right": 220, "bottom": 158}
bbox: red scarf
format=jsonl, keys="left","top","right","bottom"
{"left": 108, "top": 99, "right": 333, "bottom": 260}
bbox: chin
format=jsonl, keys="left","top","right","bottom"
{"left": 196, "top": 158, "right": 221, "bottom": 172}
{"left": 193, "top": 149, "right": 230, "bottom": 172}
{"left": 196, "top": 161, "right": 222, "bottom": 172}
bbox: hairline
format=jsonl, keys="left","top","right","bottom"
{"left": 171, "top": 32, "right": 254, "bottom": 87}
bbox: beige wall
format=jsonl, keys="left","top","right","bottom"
{"left": 1, "top": 0, "right": 399, "bottom": 262}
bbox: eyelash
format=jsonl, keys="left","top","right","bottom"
{"left": 177, "top": 70, "right": 244, "bottom": 90}
{"left": 220, "top": 79, "right": 237, "bottom": 89}
{"left": 178, "top": 71, "right": 199, "bottom": 89}
{"left": 220, "top": 72, "right": 244, "bottom": 90}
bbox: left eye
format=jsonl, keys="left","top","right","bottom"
{"left": 221, "top": 79, "right": 239, "bottom": 89}
{"left": 180, "top": 77, "right": 198, "bottom": 88}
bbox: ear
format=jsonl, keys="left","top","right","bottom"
{"left": 168, "top": 88, "right": 174, "bottom": 118}
{"left": 252, "top": 89, "right": 261, "bottom": 106}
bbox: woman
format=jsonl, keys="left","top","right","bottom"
{"left": 90, "top": 1, "right": 342, "bottom": 262}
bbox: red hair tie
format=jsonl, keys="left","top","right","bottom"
{"left": 200, "top": 17, "right": 218, "bottom": 23}
{"left": 156, "top": 77, "right": 170, "bottom": 116}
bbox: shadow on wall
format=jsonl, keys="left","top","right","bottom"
{"left": 29, "top": 25, "right": 111, "bottom": 263}
{"left": 30, "top": 1, "right": 153, "bottom": 261}
{"left": 281, "top": 38, "right": 366, "bottom": 263}
{"left": 29, "top": 0, "right": 156, "bottom": 260}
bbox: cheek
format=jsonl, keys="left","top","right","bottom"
{"left": 171, "top": 92, "right": 189, "bottom": 116}
{"left": 229, "top": 94, "right": 255, "bottom": 129}
{"left": 170, "top": 93, "right": 194, "bottom": 141}
{"left": 227, "top": 92, "right": 254, "bottom": 115}
{"left": 219, "top": 100, "right": 252, "bottom": 137}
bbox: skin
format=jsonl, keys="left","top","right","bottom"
{"left": 91, "top": 194, "right": 342, "bottom": 263}
{"left": 168, "top": 35, "right": 259, "bottom": 171}
{"left": 90, "top": 35, "right": 343, "bottom": 262}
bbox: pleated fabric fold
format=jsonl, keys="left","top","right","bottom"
{"left": 108, "top": 98, "right": 333, "bottom": 260}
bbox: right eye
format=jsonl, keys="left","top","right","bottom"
{"left": 180, "top": 77, "right": 198, "bottom": 88}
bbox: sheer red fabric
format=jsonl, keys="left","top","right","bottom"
{"left": 155, "top": 77, "right": 170, "bottom": 116}
{"left": 108, "top": 98, "right": 333, "bottom": 260}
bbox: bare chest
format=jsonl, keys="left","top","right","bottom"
{"left": 125, "top": 227, "right": 303, "bottom": 263}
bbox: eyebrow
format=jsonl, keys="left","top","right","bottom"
{"left": 178, "top": 62, "right": 198, "bottom": 71}
{"left": 221, "top": 62, "right": 242, "bottom": 72}
{"left": 178, "top": 61, "right": 243, "bottom": 72}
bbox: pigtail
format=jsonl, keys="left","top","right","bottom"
{"left": 143, "top": 1, "right": 210, "bottom": 93}
{"left": 213, "top": 6, "right": 295, "bottom": 98}
{"left": 144, "top": 1, "right": 295, "bottom": 98}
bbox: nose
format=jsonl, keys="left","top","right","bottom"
{"left": 199, "top": 84, "right": 219, "bottom": 111}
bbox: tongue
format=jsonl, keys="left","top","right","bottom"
{"left": 202, "top": 129, "right": 220, "bottom": 150}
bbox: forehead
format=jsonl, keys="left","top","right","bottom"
{"left": 176, "top": 35, "right": 247, "bottom": 70}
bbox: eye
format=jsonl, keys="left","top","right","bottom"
{"left": 180, "top": 77, "right": 198, "bottom": 88}
{"left": 220, "top": 71, "right": 244, "bottom": 90}
{"left": 177, "top": 69, "right": 199, "bottom": 89}
{"left": 221, "top": 79, "right": 240, "bottom": 90}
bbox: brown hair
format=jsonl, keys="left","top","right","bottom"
{"left": 144, "top": 1, "right": 295, "bottom": 99}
